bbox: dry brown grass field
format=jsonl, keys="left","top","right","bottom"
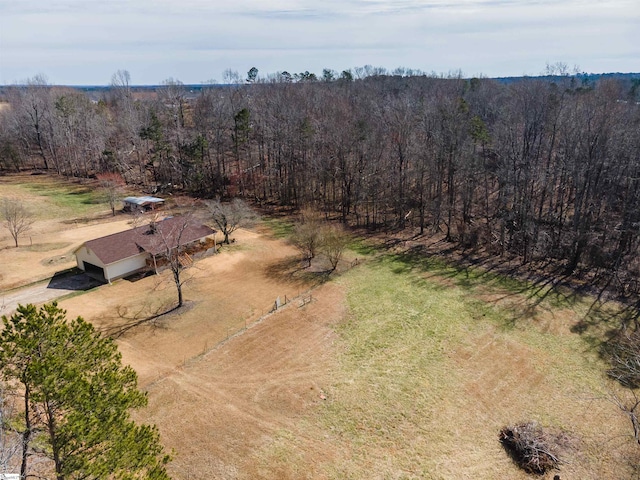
{"left": 0, "top": 174, "right": 134, "bottom": 289}
{"left": 2, "top": 173, "right": 638, "bottom": 479}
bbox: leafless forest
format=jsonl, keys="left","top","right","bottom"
{"left": 1, "top": 71, "right": 640, "bottom": 299}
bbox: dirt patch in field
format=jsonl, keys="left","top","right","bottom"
{"left": 56, "top": 225, "right": 345, "bottom": 479}
{"left": 142, "top": 282, "right": 345, "bottom": 479}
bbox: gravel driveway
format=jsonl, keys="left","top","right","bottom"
{"left": 0, "top": 272, "right": 102, "bottom": 316}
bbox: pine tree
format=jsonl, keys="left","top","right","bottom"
{"left": 0, "top": 303, "right": 170, "bottom": 480}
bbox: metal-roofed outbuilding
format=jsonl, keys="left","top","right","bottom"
{"left": 122, "top": 196, "right": 165, "bottom": 212}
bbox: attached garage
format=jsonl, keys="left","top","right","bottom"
{"left": 75, "top": 240, "right": 154, "bottom": 283}
{"left": 75, "top": 244, "right": 110, "bottom": 282}
{"left": 82, "top": 261, "right": 106, "bottom": 281}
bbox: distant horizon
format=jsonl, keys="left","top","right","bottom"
{"left": 1, "top": 0, "right": 637, "bottom": 86}
{"left": 1, "top": 69, "right": 639, "bottom": 89}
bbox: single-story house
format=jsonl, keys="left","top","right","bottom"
{"left": 74, "top": 216, "right": 215, "bottom": 283}
{"left": 123, "top": 196, "right": 165, "bottom": 212}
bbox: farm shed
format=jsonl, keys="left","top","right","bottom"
{"left": 74, "top": 216, "right": 215, "bottom": 283}
{"left": 123, "top": 196, "right": 165, "bottom": 212}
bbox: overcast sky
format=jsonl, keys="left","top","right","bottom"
{"left": 0, "top": 0, "right": 637, "bottom": 85}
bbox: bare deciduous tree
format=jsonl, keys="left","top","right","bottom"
{"left": 96, "top": 172, "right": 125, "bottom": 216}
{"left": 207, "top": 198, "right": 255, "bottom": 244}
{"left": 153, "top": 217, "right": 189, "bottom": 308}
{"left": 148, "top": 215, "right": 213, "bottom": 308}
{"left": 606, "top": 331, "right": 640, "bottom": 388}
{"left": 611, "top": 390, "right": 640, "bottom": 447}
{"left": 321, "top": 224, "right": 351, "bottom": 272}
{"left": 604, "top": 330, "right": 640, "bottom": 448}
{"left": 291, "top": 211, "right": 324, "bottom": 268}
{"left": 292, "top": 214, "right": 350, "bottom": 272}
{"left": 128, "top": 208, "right": 144, "bottom": 229}
{"left": 1, "top": 198, "right": 34, "bottom": 248}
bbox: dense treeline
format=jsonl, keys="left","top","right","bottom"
{"left": 1, "top": 71, "right": 640, "bottom": 295}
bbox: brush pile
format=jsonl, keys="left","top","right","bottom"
{"left": 499, "top": 422, "right": 562, "bottom": 474}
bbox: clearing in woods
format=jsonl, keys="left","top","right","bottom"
{"left": 1, "top": 174, "right": 637, "bottom": 479}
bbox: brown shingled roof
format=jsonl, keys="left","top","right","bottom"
{"left": 82, "top": 216, "right": 215, "bottom": 265}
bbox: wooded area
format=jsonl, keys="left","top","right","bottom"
{"left": 1, "top": 71, "right": 639, "bottom": 299}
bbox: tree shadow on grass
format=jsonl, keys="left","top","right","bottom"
{"left": 380, "top": 232, "right": 640, "bottom": 384}
{"left": 381, "top": 244, "right": 600, "bottom": 332}
{"left": 263, "top": 255, "right": 331, "bottom": 287}
{"left": 383, "top": 238, "right": 587, "bottom": 299}
{"left": 575, "top": 298, "right": 640, "bottom": 382}
{"left": 100, "top": 301, "right": 195, "bottom": 339}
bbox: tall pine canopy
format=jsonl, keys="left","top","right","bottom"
{"left": 0, "top": 302, "right": 171, "bottom": 480}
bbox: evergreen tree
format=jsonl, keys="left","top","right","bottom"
{"left": 0, "top": 303, "right": 171, "bottom": 480}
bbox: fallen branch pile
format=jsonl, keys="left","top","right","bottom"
{"left": 499, "top": 422, "right": 563, "bottom": 474}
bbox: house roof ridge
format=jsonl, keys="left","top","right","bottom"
{"left": 77, "top": 216, "right": 215, "bottom": 265}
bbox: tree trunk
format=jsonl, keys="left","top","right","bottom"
{"left": 45, "top": 400, "right": 64, "bottom": 480}
{"left": 173, "top": 266, "right": 183, "bottom": 307}
{"left": 20, "top": 383, "right": 31, "bottom": 480}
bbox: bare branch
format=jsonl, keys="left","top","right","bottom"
{"left": 96, "top": 172, "right": 125, "bottom": 216}
{"left": 1, "top": 198, "right": 34, "bottom": 248}
{"left": 206, "top": 198, "right": 255, "bottom": 244}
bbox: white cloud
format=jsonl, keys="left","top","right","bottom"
{"left": 0, "top": 0, "right": 637, "bottom": 84}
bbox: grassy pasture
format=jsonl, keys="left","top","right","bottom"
{"left": 241, "top": 253, "right": 637, "bottom": 479}
{"left": 0, "top": 173, "right": 109, "bottom": 221}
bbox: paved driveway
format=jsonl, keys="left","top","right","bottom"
{"left": 0, "top": 273, "right": 102, "bottom": 316}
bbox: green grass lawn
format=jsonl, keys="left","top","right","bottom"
{"left": 22, "top": 178, "right": 107, "bottom": 218}
{"left": 313, "top": 254, "right": 635, "bottom": 479}
{"left": 0, "top": 174, "right": 110, "bottom": 220}
{"left": 260, "top": 217, "right": 295, "bottom": 238}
